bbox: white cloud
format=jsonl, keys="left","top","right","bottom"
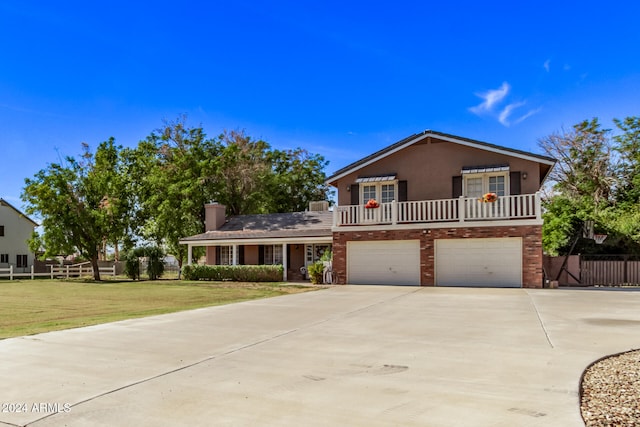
{"left": 543, "top": 59, "right": 550, "bottom": 72}
{"left": 469, "top": 82, "right": 510, "bottom": 115}
{"left": 514, "top": 108, "right": 542, "bottom": 124}
{"left": 469, "top": 82, "right": 541, "bottom": 127}
{"left": 498, "top": 102, "right": 526, "bottom": 126}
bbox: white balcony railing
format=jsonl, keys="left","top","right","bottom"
{"left": 334, "top": 193, "right": 541, "bottom": 227}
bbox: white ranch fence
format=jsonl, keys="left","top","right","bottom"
{"left": 0, "top": 262, "right": 116, "bottom": 280}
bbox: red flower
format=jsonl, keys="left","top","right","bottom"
{"left": 481, "top": 192, "right": 498, "bottom": 203}
{"left": 365, "top": 199, "right": 380, "bottom": 209}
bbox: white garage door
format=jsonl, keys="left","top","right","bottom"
{"left": 347, "top": 240, "right": 420, "bottom": 286}
{"left": 435, "top": 238, "right": 522, "bottom": 287}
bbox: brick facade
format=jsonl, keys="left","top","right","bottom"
{"left": 332, "top": 225, "right": 543, "bottom": 288}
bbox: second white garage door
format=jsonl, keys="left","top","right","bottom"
{"left": 435, "top": 238, "right": 522, "bottom": 287}
{"left": 347, "top": 240, "right": 420, "bottom": 286}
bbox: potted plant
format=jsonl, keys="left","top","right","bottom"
{"left": 365, "top": 199, "right": 380, "bottom": 209}
{"left": 479, "top": 192, "right": 498, "bottom": 203}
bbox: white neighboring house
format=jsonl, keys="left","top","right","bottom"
{"left": 0, "top": 198, "right": 38, "bottom": 273}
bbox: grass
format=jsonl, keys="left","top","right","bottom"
{"left": 0, "top": 278, "right": 319, "bottom": 339}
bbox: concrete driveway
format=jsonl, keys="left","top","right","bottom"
{"left": 1, "top": 286, "right": 639, "bottom": 427}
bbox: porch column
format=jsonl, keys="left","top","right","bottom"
{"left": 391, "top": 200, "right": 398, "bottom": 225}
{"left": 458, "top": 196, "right": 465, "bottom": 222}
{"left": 187, "top": 244, "right": 193, "bottom": 265}
{"left": 232, "top": 244, "right": 238, "bottom": 265}
{"left": 282, "top": 243, "right": 288, "bottom": 281}
{"left": 535, "top": 191, "right": 542, "bottom": 220}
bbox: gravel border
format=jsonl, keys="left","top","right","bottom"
{"left": 580, "top": 349, "right": 640, "bottom": 426}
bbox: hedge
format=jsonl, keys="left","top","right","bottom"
{"left": 182, "top": 264, "right": 284, "bottom": 282}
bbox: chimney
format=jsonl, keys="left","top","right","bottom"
{"left": 205, "top": 203, "right": 226, "bottom": 231}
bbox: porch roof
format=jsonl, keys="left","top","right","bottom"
{"left": 180, "top": 211, "right": 333, "bottom": 243}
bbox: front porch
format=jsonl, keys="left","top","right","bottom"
{"left": 184, "top": 238, "right": 332, "bottom": 282}
{"left": 333, "top": 193, "right": 541, "bottom": 227}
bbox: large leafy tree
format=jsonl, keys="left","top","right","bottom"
{"left": 268, "top": 148, "right": 331, "bottom": 212}
{"left": 22, "top": 139, "right": 131, "bottom": 280}
{"left": 539, "top": 117, "right": 640, "bottom": 255}
{"left": 213, "top": 130, "right": 272, "bottom": 215}
{"left": 129, "top": 121, "right": 333, "bottom": 265}
{"left": 128, "top": 119, "right": 220, "bottom": 267}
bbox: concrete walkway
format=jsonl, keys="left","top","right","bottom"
{"left": 1, "top": 286, "right": 639, "bottom": 426}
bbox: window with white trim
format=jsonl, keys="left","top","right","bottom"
{"left": 360, "top": 181, "right": 396, "bottom": 204}
{"left": 362, "top": 185, "right": 376, "bottom": 202}
{"left": 264, "top": 245, "right": 283, "bottom": 265}
{"left": 465, "top": 177, "right": 483, "bottom": 198}
{"left": 381, "top": 184, "right": 395, "bottom": 203}
{"left": 489, "top": 175, "right": 506, "bottom": 196}
{"left": 463, "top": 173, "right": 508, "bottom": 197}
{"left": 0, "top": 254, "right": 8, "bottom": 264}
{"left": 219, "top": 246, "right": 232, "bottom": 265}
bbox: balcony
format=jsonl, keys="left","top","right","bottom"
{"left": 333, "top": 193, "right": 542, "bottom": 227}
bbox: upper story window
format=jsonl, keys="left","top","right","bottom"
{"left": 0, "top": 225, "right": 4, "bottom": 236}
{"left": 356, "top": 175, "right": 397, "bottom": 204}
{"left": 462, "top": 165, "right": 509, "bottom": 197}
{"left": 362, "top": 185, "right": 377, "bottom": 202}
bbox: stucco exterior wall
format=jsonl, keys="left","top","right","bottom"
{"left": 335, "top": 138, "right": 543, "bottom": 205}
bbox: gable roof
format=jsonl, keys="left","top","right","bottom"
{"left": 181, "top": 210, "right": 333, "bottom": 242}
{"left": 0, "top": 198, "right": 39, "bottom": 227}
{"left": 326, "top": 130, "right": 556, "bottom": 185}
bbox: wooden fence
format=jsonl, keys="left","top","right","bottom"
{"left": 544, "top": 255, "right": 640, "bottom": 286}
{"left": 0, "top": 262, "right": 116, "bottom": 280}
{"left": 581, "top": 257, "right": 640, "bottom": 286}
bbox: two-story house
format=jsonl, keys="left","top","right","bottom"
{"left": 0, "top": 198, "right": 38, "bottom": 273}
{"left": 326, "top": 130, "right": 554, "bottom": 288}
{"left": 181, "top": 130, "right": 555, "bottom": 288}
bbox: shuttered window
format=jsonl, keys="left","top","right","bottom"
{"left": 381, "top": 184, "right": 395, "bottom": 203}
{"left": 219, "top": 246, "right": 232, "bottom": 265}
{"left": 264, "top": 245, "right": 283, "bottom": 265}
{"left": 362, "top": 185, "right": 376, "bottom": 202}
{"left": 488, "top": 176, "right": 506, "bottom": 196}
{"left": 463, "top": 173, "right": 508, "bottom": 197}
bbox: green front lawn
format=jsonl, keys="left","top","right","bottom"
{"left": 0, "top": 279, "right": 318, "bottom": 339}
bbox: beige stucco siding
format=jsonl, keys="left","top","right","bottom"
{"left": 335, "top": 139, "right": 543, "bottom": 205}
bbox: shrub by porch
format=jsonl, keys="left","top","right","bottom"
{"left": 182, "top": 264, "right": 284, "bottom": 282}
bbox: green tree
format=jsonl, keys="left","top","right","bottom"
{"left": 22, "top": 139, "right": 131, "bottom": 280}
{"left": 127, "top": 118, "right": 332, "bottom": 265}
{"left": 538, "top": 119, "right": 615, "bottom": 255}
{"left": 539, "top": 117, "right": 640, "bottom": 255}
{"left": 213, "top": 130, "right": 272, "bottom": 215}
{"left": 128, "top": 118, "right": 219, "bottom": 267}
{"left": 268, "top": 148, "right": 331, "bottom": 212}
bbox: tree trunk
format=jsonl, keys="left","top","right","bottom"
{"left": 91, "top": 256, "right": 101, "bottom": 281}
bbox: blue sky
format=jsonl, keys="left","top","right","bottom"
{"left": 2, "top": 1, "right": 639, "bottom": 207}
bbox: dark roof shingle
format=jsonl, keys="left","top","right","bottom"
{"left": 181, "top": 211, "right": 333, "bottom": 241}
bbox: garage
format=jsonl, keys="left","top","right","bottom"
{"left": 435, "top": 238, "right": 522, "bottom": 287}
{"left": 347, "top": 240, "right": 421, "bottom": 286}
